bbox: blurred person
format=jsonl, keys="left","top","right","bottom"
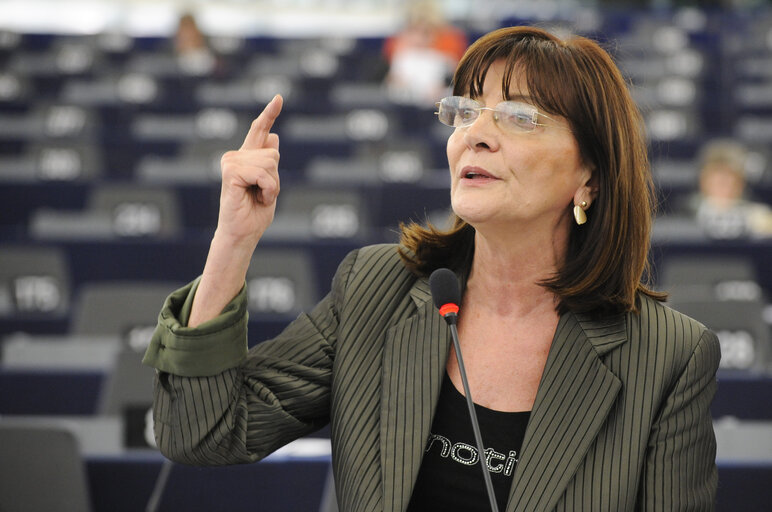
{"left": 690, "top": 139, "right": 772, "bottom": 239}
{"left": 144, "top": 26, "right": 719, "bottom": 511}
{"left": 382, "top": 0, "right": 468, "bottom": 105}
{"left": 173, "top": 12, "right": 216, "bottom": 75}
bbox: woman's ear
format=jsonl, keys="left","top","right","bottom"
{"left": 575, "top": 166, "right": 598, "bottom": 207}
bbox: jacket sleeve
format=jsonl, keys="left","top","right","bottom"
{"left": 638, "top": 328, "right": 721, "bottom": 511}
{"left": 142, "top": 249, "right": 358, "bottom": 466}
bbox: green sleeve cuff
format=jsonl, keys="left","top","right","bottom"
{"left": 142, "top": 277, "right": 249, "bottom": 377}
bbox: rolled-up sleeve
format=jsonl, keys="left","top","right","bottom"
{"left": 142, "top": 277, "right": 249, "bottom": 377}
{"left": 141, "top": 249, "right": 358, "bottom": 466}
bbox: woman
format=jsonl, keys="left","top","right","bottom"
{"left": 382, "top": 0, "right": 468, "bottom": 104}
{"left": 144, "top": 26, "right": 720, "bottom": 511}
{"left": 688, "top": 138, "right": 772, "bottom": 239}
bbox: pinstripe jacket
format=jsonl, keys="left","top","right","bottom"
{"left": 144, "top": 243, "right": 720, "bottom": 511}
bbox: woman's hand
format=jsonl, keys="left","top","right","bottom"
{"left": 215, "top": 94, "right": 283, "bottom": 247}
{"left": 188, "top": 95, "right": 283, "bottom": 327}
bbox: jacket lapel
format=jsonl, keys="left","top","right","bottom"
{"left": 376, "top": 272, "right": 629, "bottom": 512}
{"left": 380, "top": 278, "right": 451, "bottom": 512}
{"left": 507, "top": 310, "right": 628, "bottom": 511}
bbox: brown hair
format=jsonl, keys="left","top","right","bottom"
{"left": 399, "top": 26, "right": 666, "bottom": 316}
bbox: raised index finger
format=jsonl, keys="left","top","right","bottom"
{"left": 240, "top": 94, "right": 283, "bottom": 150}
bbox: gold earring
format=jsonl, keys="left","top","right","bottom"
{"left": 574, "top": 201, "right": 588, "bottom": 225}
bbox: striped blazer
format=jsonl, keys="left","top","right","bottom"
{"left": 144, "top": 243, "right": 720, "bottom": 511}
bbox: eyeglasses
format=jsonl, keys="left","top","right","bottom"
{"left": 435, "top": 96, "right": 567, "bottom": 134}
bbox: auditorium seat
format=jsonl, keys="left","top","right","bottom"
{"left": 130, "top": 107, "right": 247, "bottom": 144}
{"left": 282, "top": 107, "right": 397, "bottom": 144}
{"left": 305, "top": 154, "right": 383, "bottom": 185}
{"left": 650, "top": 157, "right": 697, "bottom": 215}
{"left": 264, "top": 186, "right": 371, "bottom": 241}
{"left": 30, "top": 184, "right": 183, "bottom": 240}
{"left": 278, "top": 106, "right": 401, "bottom": 173}
{"left": 194, "top": 74, "right": 297, "bottom": 109}
{"left": 658, "top": 254, "right": 761, "bottom": 301}
{"left": 651, "top": 215, "right": 711, "bottom": 243}
{"left": 715, "top": 417, "right": 772, "bottom": 462}
{"left": 6, "top": 37, "right": 102, "bottom": 79}
{"left": 246, "top": 247, "right": 319, "bottom": 320}
{"left": 0, "top": 141, "right": 103, "bottom": 183}
{"left": 329, "top": 81, "right": 392, "bottom": 109}
{"left": 0, "top": 423, "right": 94, "bottom": 512}
{"left": 0, "top": 103, "right": 99, "bottom": 142}
{"left": 59, "top": 72, "right": 162, "bottom": 107}
{"left": 1, "top": 333, "right": 121, "bottom": 370}
{"left": 0, "top": 244, "right": 71, "bottom": 319}
{"left": 722, "top": 12, "right": 772, "bottom": 147}
{"left": 306, "top": 139, "right": 432, "bottom": 185}
{"left": 4, "top": 281, "right": 179, "bottom": 423}
{"left": 658, "top": 255, "right": 771, "bottom": 373}
{"left": 96, "top": 346, "right": 156, "bottom": 444}
{"left": 667, "top": 298, "right": 770, "bottom": 372}
{"left": 0, "top": 29, "right": 22, "bottom": 55}
{"left": 134, "top": 141, "right": 226, "bottom": 184}
{"left": 735, "top": 115, "right": 772, "bottom": 145}
{"left": 0, "top": 70, "right": 32, "bottom": 106}
{"left": 0, "top": 367, "right": 102, "bottom": 415}
{"left": 71, "top": 280, "right": 181, "bottom": 340}
{"left": 124, "top": 51, "right": 214, "bottom": 78}
{"left": 712, "top": 373, "right": 772, "bottom": 420}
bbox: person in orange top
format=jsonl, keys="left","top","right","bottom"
{"left": 383, "top": 0, "right": 468, "bottom": 105}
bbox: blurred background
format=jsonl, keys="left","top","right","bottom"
{"left": 1, "top": 0, "right": 771, "bottom": 510}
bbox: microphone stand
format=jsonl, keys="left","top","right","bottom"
{"left": 145, "top": 458, "right": 173, "bottom": 512}
{"left": 445, "top": 312, "right": 500, "bottom": 512}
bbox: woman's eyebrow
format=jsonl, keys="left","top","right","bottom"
{"left": 504, "top": 93, "right": 533, "bottom": 103}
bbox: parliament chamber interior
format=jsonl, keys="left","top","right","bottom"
{"left": 1, "top": 1, "right": 771, "bottom": 510}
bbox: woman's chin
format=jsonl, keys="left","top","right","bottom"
{"left": 451, "top": 206, "right": 496, "bottom": 228}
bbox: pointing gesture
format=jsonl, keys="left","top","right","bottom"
{"left": 189, "top": 94, "right": 285, "bottom": 327}
{"left": 217, "top": 94, "right": 283, "bottom": 245}
{"left": 241, "top": 94, "right": 282, "bottom": 151}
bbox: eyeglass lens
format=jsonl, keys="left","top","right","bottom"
{"left": 437, "top": 96, "right": 541, "bottom": 133}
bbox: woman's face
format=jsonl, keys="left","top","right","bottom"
{"left": 699, "top": 164, "right": 744, "bottom": 208}
{"left": 447, "top": 60, "right": 593, "bottom": 238}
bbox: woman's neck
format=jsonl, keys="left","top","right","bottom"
{"left": 465, "top": 229, "right": 565, "bottom": 317}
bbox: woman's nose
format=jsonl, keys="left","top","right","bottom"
{"left": 462, "top": 109, "right": 500, "bottom": 151}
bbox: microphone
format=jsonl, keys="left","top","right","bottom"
{"left": 429, "top": 268, "right": 500, "bottom": 512}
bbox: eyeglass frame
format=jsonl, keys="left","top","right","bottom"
{"left": 434, "top": 95, "right": 570, "bottom": 134}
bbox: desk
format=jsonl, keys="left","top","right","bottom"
{"left": 82, "top": 452, "right": 772, "bottom": 512}
{"left": 86, "top": 451, "right": 331, "bottom": 512}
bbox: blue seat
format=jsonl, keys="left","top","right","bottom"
{"left": 29, "top": 184, "right": 183, "bottom": 240}
{"left": 0, "top": 368, "right": 102, "bottom": 415}
{"left": 85, "top": 451, "right": 330, "bottom": 512}
{"left": 712, "top": 373, "right": 772, "bottom": 420}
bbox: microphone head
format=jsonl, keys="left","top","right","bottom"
{"left": 429, "top": 268, "right": 461, "bottom": 309}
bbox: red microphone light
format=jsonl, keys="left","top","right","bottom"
{"left": 438, "top": 303, "right": 459, "bottom": 317}
{"left": 430, "top": 268, "right": 462, "bottom": 325}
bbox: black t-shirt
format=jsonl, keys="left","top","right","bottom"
{"left": 407, "top": 372, "right": 531, "bottom": 512}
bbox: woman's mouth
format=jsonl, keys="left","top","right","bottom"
{"left": 460, "top": 166, "right": 498, "bottom": 181}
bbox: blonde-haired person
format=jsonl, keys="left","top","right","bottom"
{"left": 691, "top": 139, "right": 772, "bottom": 239}
{"left": 144, "top": 26, "right": 719, "bottom": 511}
